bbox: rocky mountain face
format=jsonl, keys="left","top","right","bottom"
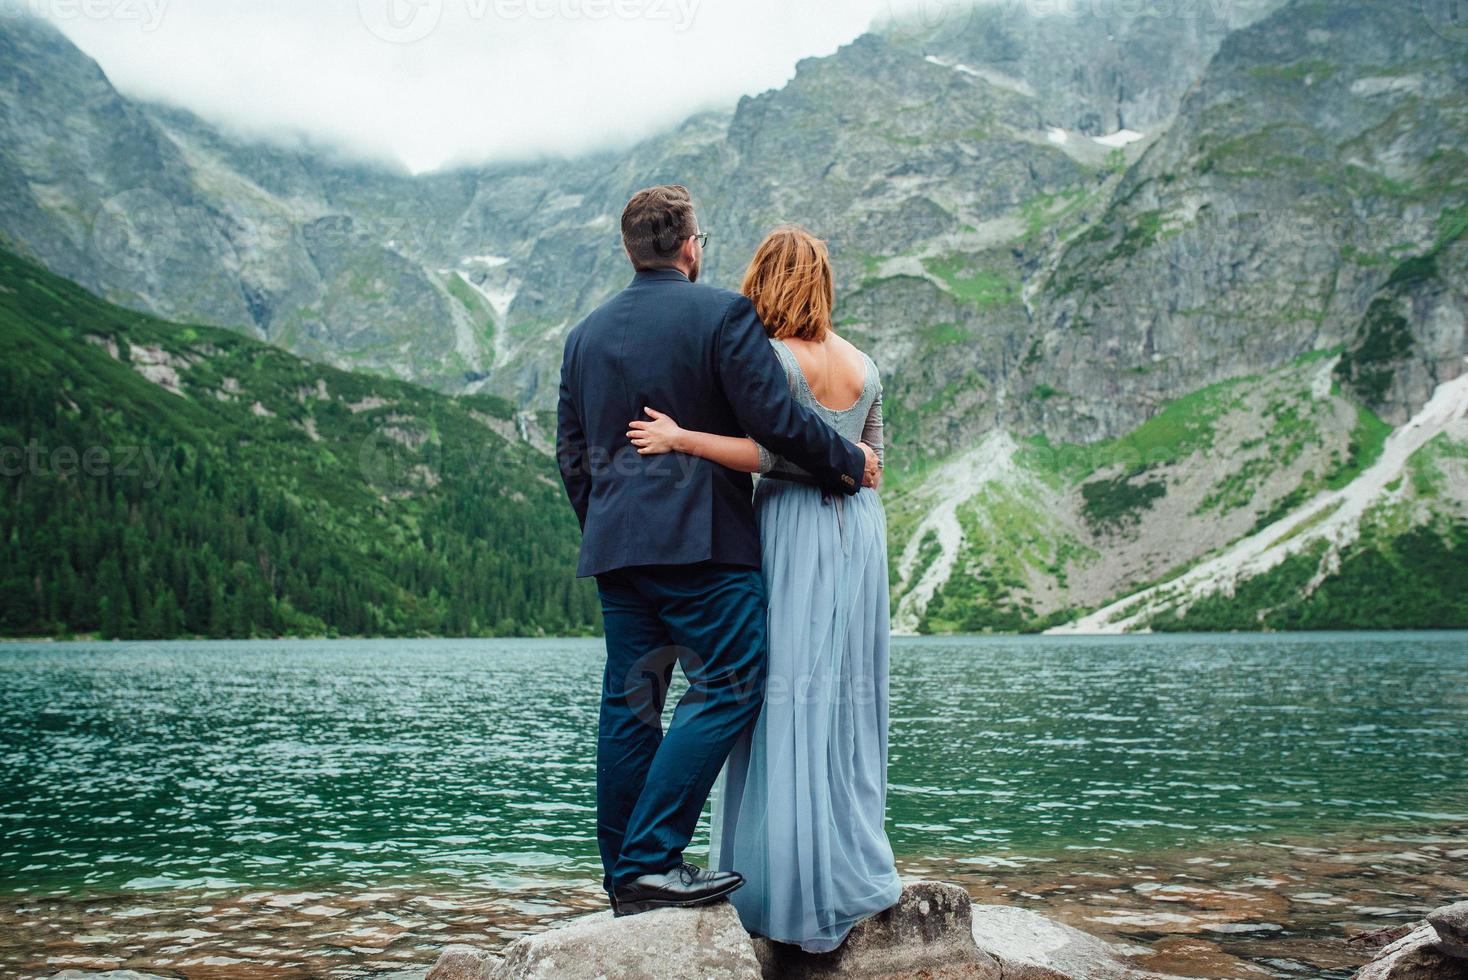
{"left": 0, "top": 2, "right": 1277, "bottom": 408}
{"left": 882, "top": 0, "right": 1468, "bottom": 633}
{"left": 1029, "top": 0, "right": 1468, "bottom": 441}
{"left": 0, "top": 14, "right": 484, "bottom": 385}
{"left": 1, "top": 0, "right": 1464, "bottom": 633}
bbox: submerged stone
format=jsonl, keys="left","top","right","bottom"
{"left": 969, "top": 904, "right": 1153, "bottom": 980}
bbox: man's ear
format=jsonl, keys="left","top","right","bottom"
{"left": 679, "top": 235, "right": 700, "bottom": 270}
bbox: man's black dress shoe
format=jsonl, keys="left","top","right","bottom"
{"left": 611, "top": 862, "right": 744, "bottom": 917}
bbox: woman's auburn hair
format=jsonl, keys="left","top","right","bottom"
{"left": 740, "top": 226, "right": 834, "bottom": 341}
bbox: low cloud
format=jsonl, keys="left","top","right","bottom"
{"left": 33, "top": 0, "right": 947, "bottom": 173}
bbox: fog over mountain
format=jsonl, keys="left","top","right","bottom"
{"left": 25, "top": 0, "right": 941, "bottom": 171}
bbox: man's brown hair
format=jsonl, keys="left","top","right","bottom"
{"left": 621, "top": 184, "right": 698, "bottom": 270}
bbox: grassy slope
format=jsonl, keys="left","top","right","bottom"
{"left": 1149, "top": 425, "right": 1468, "bottom": 631}
{"left": 887, "top": 351, "right": 1467, "bottom": 633}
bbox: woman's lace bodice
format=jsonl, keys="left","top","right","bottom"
{"left": 758, "top": 339, "right": 884, "bottom": 478}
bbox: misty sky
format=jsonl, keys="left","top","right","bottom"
{"left": 34, "top": 0, "right": 950, "bottom": 173}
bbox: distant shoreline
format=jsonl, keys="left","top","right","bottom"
{"left": 4, "top": 627, "right": 1468, "bottom": 644}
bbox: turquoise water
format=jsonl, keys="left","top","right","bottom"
{"left": 2, "top": 632, "right": 1464, "bottom": 900}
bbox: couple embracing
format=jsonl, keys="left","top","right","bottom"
{"left": 556, "top": 184, "right": 900, "bottom": 952}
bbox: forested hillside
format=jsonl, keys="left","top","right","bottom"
{"left": 0, "top": 249, "right": 598, "bottom": 639}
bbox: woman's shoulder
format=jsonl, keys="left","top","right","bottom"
{"left": 766, "top": 337, "right": 806, "bottom": 390}
{"left": 767, "top": 336, "right": 800, "bottom": 367}
{"left": 862, "top": 350, "right": 882, "bottom": 396}
{"left": 839, "top": 337, "right": 881, "bottom": 389}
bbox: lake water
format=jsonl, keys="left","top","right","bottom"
{"left": 1, "top": 633, "right": 1465, "bottom": 978}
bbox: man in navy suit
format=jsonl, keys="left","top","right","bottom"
{"left": 557, "top": 184, "right": 877, "bottom": 916}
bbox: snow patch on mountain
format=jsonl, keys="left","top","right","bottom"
{"left": 893, "top": 432, "right": 1021, "bottom": 635}
{"left": 1093, "top": 129, "right": 1145, "bottom": 148}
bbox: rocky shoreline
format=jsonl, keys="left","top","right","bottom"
{"left": 416, "top": 882, "right": 1468, "bottom": 980}
{"left": 410, "top": 881, "right": 1165, "bottom": 979}
{"left": 15, "top": 828, "right": 1465, "bottom": 979}
{"left": 36, "top": 884, "right": 1468, "bottom": 980}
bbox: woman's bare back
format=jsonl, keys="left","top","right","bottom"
{"left": 777, "top": 333, "right": 867, "bottom": 412}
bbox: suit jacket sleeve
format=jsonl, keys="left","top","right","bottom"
{"left": 556, "top": 336, "right": 591, "bottom": 529}
{"left": 715, "top": 295, "right": 865, "bottom": 495}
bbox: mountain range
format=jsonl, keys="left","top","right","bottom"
{"left": 0, "top": 0, "right": 1464, "bottom": 636}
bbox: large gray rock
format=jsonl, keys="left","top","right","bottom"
{"left": 49, "top": 974, "right": 176, "bottom": 979}
{"left": 488, "top": 900, "right": 761, "bottom": 980}
{"left": 1429, "top": 901, "right": 1468, "bottom": 960}
{"left": 968, "top": 904, "right": 1147, "bottom": 980}
{"left": 1354, "top": 924, "right": 1468, "bottom": 980}
{"left": 749, "top": 880, "right": 1000, "bottom": 979}
{"left": 437, "top": 882, "right": 1184, "bottom": 980}
{"left": 427, "top": 943, "right": 501, "bottom": 980}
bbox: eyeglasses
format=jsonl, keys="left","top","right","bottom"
{"left": 688, "top": 232, "right": 709, "bottom": 249}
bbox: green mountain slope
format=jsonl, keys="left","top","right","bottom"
{"left": 0, "top": 248, "right": 598, "bottom": 639}
{"left": 879, "top": 0, "right": 1468, "bottom": 632}
{"left": 889, "top": 353, "right": 1468, "bottom": 634}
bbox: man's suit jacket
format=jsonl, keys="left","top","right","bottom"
{"left": 556, "top": 267, "right": 865, "bottom": 578}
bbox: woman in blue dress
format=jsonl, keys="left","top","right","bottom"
{"left": 626, "top": 225, "right": 902, "bottom": 953}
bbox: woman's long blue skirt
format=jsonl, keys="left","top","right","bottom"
{"left": 709, "top": 478, "right": 902, "bottom": 953}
